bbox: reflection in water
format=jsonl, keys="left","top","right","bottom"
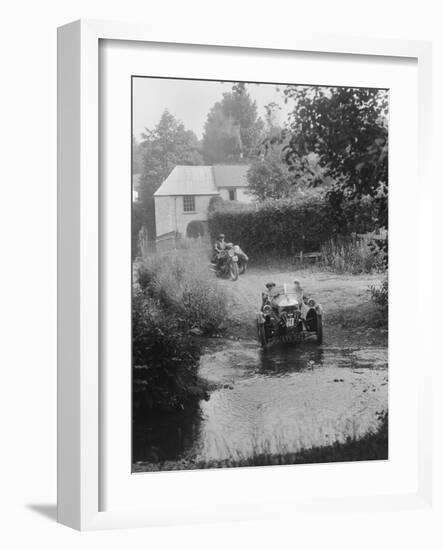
{"left": 258, "top": 343, "right": 325, "bottom": 374}
{"left": 133, "top": 402, "right": 202, "bottom": 463}
{"left": 133, "top": 340, "right": 388, "bottom": 463}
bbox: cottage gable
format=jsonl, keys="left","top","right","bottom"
{"left": 153, "top": 164, "right": 252, "bottom": 240}
{"left": 154, "top": 166, "right": 218, "bottom": 197}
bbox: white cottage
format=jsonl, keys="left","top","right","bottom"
{"left": 153, "top": 165, "right": 252, "bottom": 239}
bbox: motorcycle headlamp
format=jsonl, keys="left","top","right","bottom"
{"left": 263, "top": 305, "right": 272, "bottom": 316}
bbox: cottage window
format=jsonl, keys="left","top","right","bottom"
{"left": 183, "top": 195, "right": 196, "bottom": 212}
{"left": 229, "top": 189, "right": 236, "bottom": 201}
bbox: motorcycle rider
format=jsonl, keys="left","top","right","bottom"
{"left": 214, "top": 234, "right": 227, "bottom": 255}
{"left": 212, "top": 234, "right": 227, "bottom": 271}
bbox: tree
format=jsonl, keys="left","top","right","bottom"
{"left": 132, "top": 136, "right": 144, "bottom": 174}
{"left": 281, "top": 86, "right": 389, "bottom": 230}
{"left": 247, "top": 149, "right": 295, "bottom": 201}
{"left": 248, "top": 96, "right": 328, "bottom": 202}
{"left": 138, "top": 110, "right": 203, "bottom": 239}
{"left": 202, "top": 85, "right": 264, "bottom": 163}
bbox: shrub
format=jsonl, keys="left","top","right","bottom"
{"left": 320, "top": 234, "right": 379, "bottom": 274}
{"left": 209, "top": 196, "right": 335, "bottom": 260}
{"left": 370, "top": 275, "right": 388, "bottom": 310}
{"left": 208, "top": 196, "right": 380, "bottom": 262}
{"left": 186, "top": 220, "right": 205, "bottom": 238}
{"left": 132, "top": 201, "right": 145, "bottom": 260}
{"left": 132, "top": 290, "right": 205, "bottom": 411}
{"left": 137, "top": 242, "right": 228, "bottom": 334}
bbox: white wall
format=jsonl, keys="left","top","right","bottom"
{"left": 154, "top": 195, "right": 172, "bottom": 237}
{"left": 2, "top": 1, "right": 442, "bottom": 549}
{"left": 218, "top": 187, "right": 253, "bottom": 203}
{"left": 175, "top": 195, "right": 214, "bottom": 236}
{"left": 155, "top": 195, "right": 214, "bottom": 237}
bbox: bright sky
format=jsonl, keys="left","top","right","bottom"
{"left": 132, "top": 77, "right": 292, "bottom": 141}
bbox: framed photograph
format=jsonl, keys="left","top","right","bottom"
{"left": 57, "top": 19, "right": 433, "bottom": 530}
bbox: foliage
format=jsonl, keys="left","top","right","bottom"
{"left": 208, "top": 196, "right": 379, "bottom": 261}
{"left": 133, "top": 242, "right": 229, "bottom": 413}
{"left": 201, "top": 85, "right": 264, "bottom": 163}
{"left": 138, "top": 110, "right": 203, "bottom": 239}
{"left": 320, "top": 234, "right": 381, "bottom": 274}
{"left": 207, "top": 195, "right": 224, "bottom": 215}
{"left": 186, "top": 220, "right": 205, "bottom": 238}
{"left": 246, "top": 149, "right": 296, "bottom": 201}
{"left": 132, "top": 136, "right": 144, "bottom": 174}
{"left": 132, "top": 290, "right": 204, "bottom": 411}
{"left": 370, "top": 275, "right": 389, "bottom": 310}
{"left": 131, "top": 201, "right": 145, "bottom": 260}
{"left": 278, "top": 85, "right": 388, "bottom": 263}
{"left": 137, "top": 242, "right": 228, "bottom": 335}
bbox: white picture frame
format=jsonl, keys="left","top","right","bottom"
{"left": 57, "top": 19, "right": 433, "bottom": 531}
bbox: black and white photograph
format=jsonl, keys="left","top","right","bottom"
{"left": 131, "top": 76, "right": 389, "bottom": 472}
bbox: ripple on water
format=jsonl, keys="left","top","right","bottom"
{"left": 195, "top": 341, "right": 388, "bottom": 461}
{"left": 134, "top": 339, "right": 388, "bottom": 463}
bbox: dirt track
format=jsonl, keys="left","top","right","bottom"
{"left": 216, "top": 266, "right": 387, "bottom": 346}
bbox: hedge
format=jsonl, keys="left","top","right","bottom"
{"left": 208, "top": 196, "right": 379, "bottom": 259}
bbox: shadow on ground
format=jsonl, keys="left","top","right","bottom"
{"left": 26, "top": 504, "right": 57, "bottom": 522}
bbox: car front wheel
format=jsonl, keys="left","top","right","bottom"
{"left": 316, "top": 314, "right": 323, "bottom": 344}
{"left": 257, "top": 320, "right": 267, "bottom": 347}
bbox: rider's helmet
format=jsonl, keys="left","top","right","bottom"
{"left": 217, "top": 234, "right": 225, "bottom": 240}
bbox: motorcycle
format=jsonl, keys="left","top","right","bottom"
{"left": 232, "top": 245, "right": 248, "bottom": 275}
{"left": 210, "top": 244, "right": 239, "bottom": 281}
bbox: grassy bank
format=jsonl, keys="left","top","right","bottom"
{"left": 133, "top": 412, "right": 388, "bottom": 472}
{"left": 137, "top": 241, "right": 228, "bottom": 334}
{"left": 133, "top": 242, "right": 229, "bottom": 412}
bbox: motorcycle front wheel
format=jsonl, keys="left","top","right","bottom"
{"left": 229, "top": 262, "right": 239, "bottom": 281}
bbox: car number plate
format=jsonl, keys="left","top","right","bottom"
{"left": 233, "top": 255, "right": 238, "bottom": 262}
{"left": 286, "top": 317, "right": 295, "bottom": 327}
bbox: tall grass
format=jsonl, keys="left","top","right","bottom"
{"left": 370, "top": 275, "right": 388, "bottom": 311}
{"left": 321, "top": 234, "right": 381, "bottom": 274}
{"left": 137, "top": 241, "right": 228, "bottom": 335}
{"left": 133, "top": 412, "right": 388, "bottom": 471}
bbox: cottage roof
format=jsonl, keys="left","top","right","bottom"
{"left": 154, "top": 164, "right": 250, "bottom": 197}
{"left": 154, "top": 166, "right": 218, "bottom": 196}
{"left": 213, "top": 164, "right": 249, "bottom": 188}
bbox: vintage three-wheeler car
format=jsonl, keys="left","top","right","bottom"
{"left": 256, "top": 281, "right": 323, "bottom": 347}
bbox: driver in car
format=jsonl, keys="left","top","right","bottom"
{"left": 262, "top": 282, "right": 278, "bottom": 309}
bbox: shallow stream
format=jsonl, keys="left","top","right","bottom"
{"left": 133, "top": 339, "right": 388, "bottom": 463}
